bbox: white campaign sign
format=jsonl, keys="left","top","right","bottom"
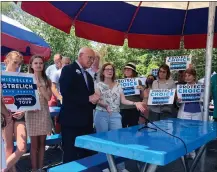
{"left": 177, "top": 84, "right": 204, "bottom": 103}
{"left": 166, "top": 55, "right": 192, "bottom": 71}
{"left": 1, "top": 71, "right": 41, "bottom": 111}
{"left": 116, "top": 77, "right": 146, "bottom": 96}
{"left": 148, "top": 89, "right": 176, "bottom": 105}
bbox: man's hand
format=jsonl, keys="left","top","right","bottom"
{"left": 89, "top": 93, "right": 100, "bottom": 104}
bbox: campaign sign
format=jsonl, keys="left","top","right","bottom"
{"left": 1, "top": 71, "right": 40, "bottom": 111}
{"left": 166, "top": 55, "right": 192, "bottom": 71}
{"left": 148, "top": 89, "right": 176, "bottom": 105}
{"left": 117, "top": 77, "right": 144, "bottom": 96}
{"left": 177, "top": 84, "right": 204, "bottom": 103}
{"left": 151, "top": 68, "right": 158, "bottom": 77}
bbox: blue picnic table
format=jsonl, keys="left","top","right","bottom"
{"left": 75, "top": 118, "right": 217, "bottom": 172}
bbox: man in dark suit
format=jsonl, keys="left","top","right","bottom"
{"left": 59, "top": 47, "right": 100, "bottom": 163}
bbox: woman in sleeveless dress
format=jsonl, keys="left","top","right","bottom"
{"left": 25, "top": 55, "right": 52, "bottom": 172}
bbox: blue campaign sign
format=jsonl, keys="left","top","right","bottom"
{"left": 1, "top": 62, "right": 6, "bottom": 71}
{"left": 148, "top": 89, "right": 176, "bottom": 105}
{"left": 151, "top": 68, "right": 158, "bottom": 77}
{"left": 166, "top": 55, "right": 192, "bottom": 71}
{"left": 177, "top": 84, "right": 204, "bottom": 103}
{"left": 1, "top": 71, "right": 40, "bottom": 111}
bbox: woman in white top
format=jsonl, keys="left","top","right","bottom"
{"left": 94, "top": 62, "right": 145, "bottom": 133}
{"left": 177, "top": 68, "right": 203, "bottom": 120}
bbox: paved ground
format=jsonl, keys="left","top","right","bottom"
{"left": 16, "top": 140, "right": 217, "bottom": 172}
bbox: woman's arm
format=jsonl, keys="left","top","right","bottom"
{"left": 142, "top": 88, "right": 149, "bottom": 107}
{"left": 1, "top": 100, "right": 11, "bottom": 118}
{"left": 95, "top": 88, "right": 111, "bottom": 114}
{"left": 120, "top": 92, "right": 135, "bottom": 105}
{"left": 120, "top": 93, "right": 146, "bottom": 112}
{"left": 1, "top": 99, "right": 13, "bottom": 124}
{"left": 38, "top": 80, "right": 52, "bottom": 101}
{"left": 137, "top": 80, "right": 145, "bottom": 99}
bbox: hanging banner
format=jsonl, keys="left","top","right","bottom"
{"left": 151, "top": 68, "right": 159, "bottom": 77}
{"left": 177, "top": 84, "right": 204, "bottom": 103}
{"left": 116, "top": 77, "right": 145, "bottom": 96}
{"left": 148, "top": 89, "right": 176, "bottom": 105}
{"left": 1, "top": 71, "right": 40, "bottom": 111}
{"left": 166, "top": 55, "right": 192, "bottom": 71}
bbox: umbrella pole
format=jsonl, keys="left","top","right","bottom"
{"left": 203, "top": 2, "right": 216, "bottom": 121}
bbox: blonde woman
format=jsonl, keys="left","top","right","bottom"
{"left": 2, "top": 51, "right": 27, "bottom": 172}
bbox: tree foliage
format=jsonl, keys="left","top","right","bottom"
{"left": 1, "top": 2, "right": 217, "bottom": 79}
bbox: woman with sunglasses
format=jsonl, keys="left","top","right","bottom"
{"left": 149, "top": 64, "right": 176, "bottom": 121}
{"left": 2, "top": 51, "right": 27, "bottom": 172}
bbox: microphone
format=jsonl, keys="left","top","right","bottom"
{"left": 138, "top": 114, "right": 157, "bottom": 131}
{"left": 139, "top": 114, "right": 188, "bottom": 155}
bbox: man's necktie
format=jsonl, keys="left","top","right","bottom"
{"left": 81, "top": 68, "right": 89, "bottom": 89}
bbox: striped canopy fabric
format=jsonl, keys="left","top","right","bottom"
{"left": 20, "top": 1, "right": 217, "bottom": 50}
{"left": 1, "top": 15, "right": 51, "bottom": 64}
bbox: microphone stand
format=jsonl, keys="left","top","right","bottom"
{"left": 138, "top": 115, "right": 157, "bottom": 131}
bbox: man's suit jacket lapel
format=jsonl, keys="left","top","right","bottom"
{"left": 74, "top": 62, "right": 90, "bottom": 92}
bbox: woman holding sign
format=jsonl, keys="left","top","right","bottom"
{"left": 150, "top": 64, "right": 176, "bottom": 121}
{"left": 25, "top": 55, "right": 52, "bottom": 172}
{"left": 177, "top": 68, "right": 203, "bottom": 120}
{"left": 120, "top": 62, "right": 145, "bottom": 127}
{"left": 177, "top": 68, "right": 203, "bottom": 159}
{"left": 2, "top": 51, "right": 27, "bottom": 172}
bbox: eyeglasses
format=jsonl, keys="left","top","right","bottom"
{"left": 87, "top": 56, "right": 95, "bottom": 61}
{"left": 104, "top": 68, "right": 113, "bottom": 72}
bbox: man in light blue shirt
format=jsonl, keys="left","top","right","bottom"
{"left": 51, "top": 56, "right": 71, "bottom": 105}
{"left": 46, "top": 54, "right": 62, "bottom": 79}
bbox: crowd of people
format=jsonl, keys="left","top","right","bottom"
{"left": 1, "top": 47, "right": 216, "bottom": 172}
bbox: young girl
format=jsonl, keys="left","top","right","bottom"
{"left": 25, "top": 55, "right": 52, "bottom": 172}
{"left": 177, "top": 68, "right": 203, "bottom": 120}
{"left": 94, "top": 62, "right": 145, "bottom": 172}
{"left": 94, "top": 62, "right": 145, "bottom": 132}
{"left": 3, "top": 51, "right": 27, "bottom": 172}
